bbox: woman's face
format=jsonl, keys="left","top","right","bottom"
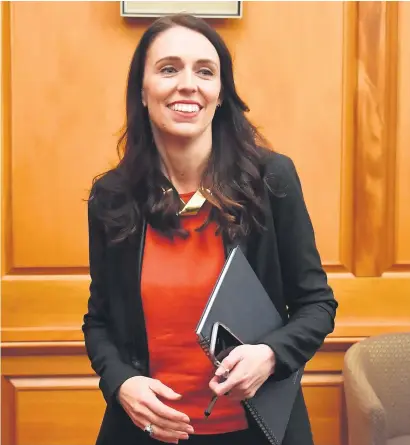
{"left": 142, "top": 26, "right": 222, "bottom": 140}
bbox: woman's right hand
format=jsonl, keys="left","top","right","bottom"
{"left": 117, "top": 376, "right": 194, "bottom": 444}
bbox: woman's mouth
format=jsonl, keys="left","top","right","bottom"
{"left": 167, "top": 103, "right": 202, "bottom": 121}
{"left": 168, "top": 103, "right": 201, "bottom": 114}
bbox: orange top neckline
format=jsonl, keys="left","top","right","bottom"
{"left": 179, "top": 191, "right": 196, "bottom": 200}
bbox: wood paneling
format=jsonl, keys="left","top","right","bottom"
{"left": 1, "top": 342, "right": 349, "bottom": 445}
{"left": 229, "top": 1, "right": 345, "bottom": 265}
{"left": 303, "top": 375, "right": 345, "bottom": 445}
{"left": 353, "top": 2, "right": 398, "bottom": 277}
{"left": 2, "top": 2, "right": 410, "bottom": 445}
{"left": 1, "top": 276, "right": 89, "bottom": 341}
{"left": 3, "top": 274, "right": 410, "bottom": 342}
{"left": 396, "top": 2, "right": 410, "bottom": 266}
{"left": 1, "top": 375, "right": 16, "bottom": 445}
{"left": 339, "top": 2, "right": 357, "bottom": 274}
{"left": 3, "top": 376, "right": 104, "bottom": 445}
{"left": 1, "top": 0, "right": 12, "bottom": 275}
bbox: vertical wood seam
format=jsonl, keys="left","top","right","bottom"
{"left": 339, "top": 1, "right": 358, "bottom": 273}
{"left": 1, "top": 1, "right": 13, "bottom": 276}
{"left": 383, "top": 3, "right": 399, "bottom": 273}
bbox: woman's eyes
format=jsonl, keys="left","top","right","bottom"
{"left": 160, "top": 66, "right": 177, "bottom": 75}
{"left": 159, "top": 66, "right": 214, "bottom": 77}
{"left": 198, "top": 68, "right": 214, "bottom": 77}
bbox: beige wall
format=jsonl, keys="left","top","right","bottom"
{"left": 2, "top": 2, "right": 410, "bottom": 444}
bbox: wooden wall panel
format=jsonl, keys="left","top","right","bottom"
{"left": 1, "top": 375, "right": 16, "bottom": 445}
{"left": 1, "top": 277, "right": 88, "bottom": 341}
{"left": 7, "top": 1, "right": 345, "bottom": 269}
{"left": 13, "top": 378, "right": 103, "bottom": 445}
{"left": 2, "top": 2, "right": 410, "bottom": 445}
{"left": 9, "top": 2, "right": 131, "bottom": 269}
{"left": 1, "top": 374, "right": 104, "bottom": 445}
{"left": 1, "top": 343, "right": 348, "bottom": 445}
{"left": 303, "top": 376, "right": 345, "bottom": 445}
{"left": 396, "top": 2, "right": 410, "bottom": 265}
{"left": 231, "top": 1, "right": 345, "bottom": 264}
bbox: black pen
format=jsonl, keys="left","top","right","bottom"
{"left": 204, "top": 394, "right": 219, "bottom": 417}
{"left": 204, "top": 362, "right": 230, "bottom": 417}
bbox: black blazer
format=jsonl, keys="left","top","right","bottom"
{"left": 82, "top": 151, "right": 337, "bottom": 445}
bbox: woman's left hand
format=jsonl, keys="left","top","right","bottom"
{"left": 208, "top": 344, "right": 276, "bottom": 401}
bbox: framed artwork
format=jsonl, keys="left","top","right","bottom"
{"left": 120, "top": 1, "right": 242, "bottom": 19}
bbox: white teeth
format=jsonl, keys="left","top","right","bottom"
{"left": 169, "top": 103, "right": 200, "bottom": 113}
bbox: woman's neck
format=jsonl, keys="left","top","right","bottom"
{"left": 153, "top": 129, "right": 212, "bottom": 194}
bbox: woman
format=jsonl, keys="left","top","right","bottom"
{"left": 83, "top": 13, "right": 337, "bottom": 445}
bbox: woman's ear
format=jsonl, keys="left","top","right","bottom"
{"left": 141, "top": 89, "right": 147, "bottom": 107}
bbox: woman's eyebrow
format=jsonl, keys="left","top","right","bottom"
{"left": 196, "top": 59, "right": 219, "bottom": 69}
{"left": 155, "top": 56, "right": 218, "bottom": 69}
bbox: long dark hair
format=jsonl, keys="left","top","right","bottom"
{"left": 91, "top": 14, "right": 271, "bottom": 243}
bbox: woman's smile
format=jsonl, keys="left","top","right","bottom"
{"left": 167, "top": 101, "right": 203, "bottom": 120}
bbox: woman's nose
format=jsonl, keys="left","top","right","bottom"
{"left": 177, "top": 69, "right": 197, "bottom": 93}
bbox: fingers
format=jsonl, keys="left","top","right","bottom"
{"left": 145, "top": 392, "right": 190, "bottom": 424}
{"left": 215, "top": 348, "right": 243, "bottom": 378}
{"left": 227, "top": 386, "right": 257, "bottom": 401}
{"left": 134, "top": 418, "right": 189, "bottom": 444}
{"left": 138, "top": 404, "right": 194, "bottom": 435}
{"left": 150, "top": 379, "right": 183, "bottom": 401}
{"left": 209, "top": 372, "right": 256, "bottom": 400}
{"left": 211, "top": 357, "right": 246, "bottom": 396}
{"left": 129, "top": 396, "right": 193, "bottom": 443}
{"left": 151, "top": 427, "right": 188, "bottom": 444}
{"left": 210, "top": 356, "right": 259, "bottom": 398}
{"left": 119, "top": 377, "right": 192, "bottom": 444}
{"left": 209, "top": 371, "right": 243, "bottom": 396}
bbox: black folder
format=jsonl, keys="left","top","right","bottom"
{"left": 196, "top": 246, "right": 303, "bottom": 445}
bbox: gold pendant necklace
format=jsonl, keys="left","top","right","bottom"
{"left": 162, "top": 187, "right": 210, "bottom": 216}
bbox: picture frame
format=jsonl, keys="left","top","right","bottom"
{"left": 120, "top": 1, "right": 242, "bottom": 19}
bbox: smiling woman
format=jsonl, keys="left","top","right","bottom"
{"left": 82, "top": 13, "right": 337, "bottom": 445}
{"left": 142, "top": 27, "right": 221, "bottom": 141}
{"left": 92, "top": 14, "right": 269, "bottom": 243}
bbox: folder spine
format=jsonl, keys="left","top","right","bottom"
{"left": 197, "top": 335, "right": 215, "bottom": 363}
{"left": 243, "top": 399, "right": 279, "bottom": 445}
{"left": 198, "top": 335, "right": 210, "bottom": 354}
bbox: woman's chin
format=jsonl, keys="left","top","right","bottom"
{"left": 164, "top": 124, "right": 204, "bottom": 139}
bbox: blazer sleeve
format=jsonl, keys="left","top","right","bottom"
{"left": 82, "top": 187, "right": 141, "bottom": 402}
{"left": 260, "top": 154, "right": 338, "bottom": 380}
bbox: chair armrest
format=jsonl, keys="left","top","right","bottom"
{"left": 343, "top": 346, "right": 387, "bottom": 445}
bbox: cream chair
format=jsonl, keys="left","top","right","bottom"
{"left": 343, "top": 332, "right": 410, "bottom": 445}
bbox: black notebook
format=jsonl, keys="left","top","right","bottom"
{"left": 196, "top": 246, "right": 303, "bottom": 445}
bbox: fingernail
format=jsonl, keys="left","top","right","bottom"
{"left": 215, "top": 367, "right": 229, "bottom": 379}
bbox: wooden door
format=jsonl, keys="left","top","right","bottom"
{"left": 2, "top": 2, "right": 410, "bottom": 444}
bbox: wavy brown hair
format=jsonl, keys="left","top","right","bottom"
{"left": 90, "top": 14, "right": 272, "bottom": 243}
